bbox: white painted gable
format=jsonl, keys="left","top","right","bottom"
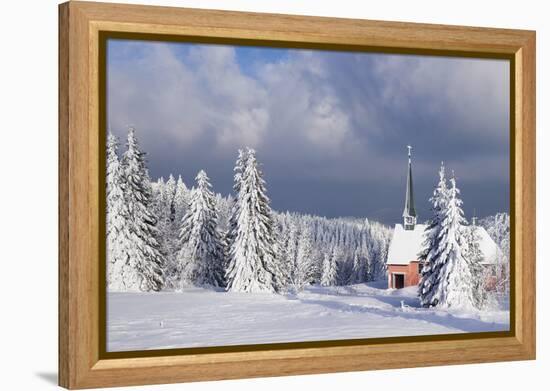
{"left": 386, "top": 224, "right": 501, "bottom": 266}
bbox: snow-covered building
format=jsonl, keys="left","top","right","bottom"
{"left": 386, "top": 147, "right": 500, "bottom": 289}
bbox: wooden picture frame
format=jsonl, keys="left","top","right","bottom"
{"left": 59, "top": 1, "right": 536, "bottom": 389}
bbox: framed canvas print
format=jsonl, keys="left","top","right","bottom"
{"left": 58, "top": 1, "right": 536, "bottom": 389}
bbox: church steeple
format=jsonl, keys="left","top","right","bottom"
{"left": 403, "top": 145, "right": 417, "bottom": 230}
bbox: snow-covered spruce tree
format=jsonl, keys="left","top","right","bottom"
{"left": 330, "top": 244, "right": 349, "bottom": 285}
{"left": 335, "top": 250, "right": 353, "bottom": 286}
{"left": 177, "top": 170, "right": 226, "bottom": 288}
{"left": 348, "top": 248, "right": 367, "bottom": 284}
{"left": 159, "top": 174, "right": 181, "bottom": 288}
{"left": 422, "top": 174, "right": 476, "bottom": 309}
{"left": 168, "top": 175, "right": 190, "bottom": 285}
{"left": 225, "top": 149, "right": 247, "bottom": 282}
{"left": 121, "top": 127, "right": 165, "bottom": 291}
{"left": 463, "top": 223, "right": 486, "bottom": 308}
{"left": 438, "top": 176, "right": 477, "bottom": 308}
{"left": 277, "top": 213, "right": 298, "bottom": 291}
{"left": 225, "top": 149, "right": 247, "bottom": 250}
{"left": 320, "top": 247, "right": 338, "bottom": 287}
{"left": 291, "top": 224, "right": 316, "bottom": 291}
{"left": 106, "top": 133, "right": 132, "bottom": 291}
{"left": 226, "top": 148, "right": 279, "bottom": 293}
{"left": 480, "top": 213, "right": 510, "bottom": 254}
{"left": 271, "top": 229, "right": 287, "bottom": 291}
{"left": 367, "top": 221, "right": 391, "bottom": 281}
{"left": 418, "top": 162, "right": 449, "bottom": 306}
{"left": 164, "top": 174, "right": 177, "bottom": 222}
{"left": 173, "top": 175, "right": 190, "bottom": 225}
{"left": 479, "top": 212, "right": 510, "bottom": 294}
{"left": 215, "top": 193, "right": 232, "bottom": 233}
{"left": 151, "top": 177, "right": 165, "bottom": 218}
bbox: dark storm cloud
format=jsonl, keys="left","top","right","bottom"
{"left": 107, "top": 40, "right": 510, "bottom": 224}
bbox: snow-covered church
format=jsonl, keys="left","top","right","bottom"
{"left": 386, "top": 147, "right": 500, "bottom": 289}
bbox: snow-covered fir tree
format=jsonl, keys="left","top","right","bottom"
{"left": 151, "top": 177, "right": 165, "bottom": 214}
{"left": 365, "top": 221, "right": 390, "bottom": 280}
{"left": 173, "top": 175, "right": 190, "bottom": 225}
{"left": 177, "top": 170, "right": 226, "bottom": 288}
{"left": 226, "top": 148, "right": 279, "bottom": 293}
{"left": 277, "top": 213, "right": 298, "bottom": 290}
{"left": 334, "top": 245, "right": 353, "bottom": 285}
{"left": 438, "top": 176, "right": 477, "bottom": 308}
{"left": 463, "top": 222, "right": 486, "bottom": 308}
{"left": 160, "top": 174, "right": 182, "bottom": 288}
{"left": 291, "top": 224, "right": 316, "bottom": 291}
{"left": 479, "top": 212, "right": 510, "bottom": 294}
{"left": 418, "top": 163, "right": 449, "bottom": 307}
{"left": 225, "top": 149, "right": 247, "bottom": 255}
{"left": 480, "top": 213, "right": 510, "bottom": 254}
{"left": 106, "top": 133, "right": 131, "bottom": 291}
{"left": 121, "top": 127, "right": 165, "bottom": 291}
{"left": 348, "top": 248, "right": 367, "bottom": 285}
{"left": 420, "top": 173, "right": 476, "bottom": 309}
{"left": 215, "top": 193, "right": 232, "bottom": 233}
{"left": 174, "top": 178, "right": 190, "bottom": 272}
{"left": 320, "top": 247, "right": 338, "bottom": 287}
{"left": 164, "top": 175, "right": 177, "bottom": 222}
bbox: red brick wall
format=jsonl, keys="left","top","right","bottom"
{"left": 387, "top": 261, "right": 421, "bottom": 288}
{"left": 388, "top": 262, "right": 497, "bottom": 291}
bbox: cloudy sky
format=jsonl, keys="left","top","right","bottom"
{"left": 107, "top": 39, "right": 510, "bottom": 225}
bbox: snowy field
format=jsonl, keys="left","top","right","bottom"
{"left": 107, "top": 281, "right": 509, "bottom": 352}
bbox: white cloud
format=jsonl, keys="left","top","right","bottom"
{"left": 109, "top": 43, "right": 360, "bottom": 165}
{"left": 108, "top": 42, "right": 270, "bottom": 155}
{"left": 372, "top": 54, "right": 509, "bottom": 141}
{"left": 108, "top": 41, "right": 509, "bottom": 188}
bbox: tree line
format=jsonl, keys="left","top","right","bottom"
{"left": 106, "top": 127, "right": 392, "bottom": 293}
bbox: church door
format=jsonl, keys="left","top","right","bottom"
{"left": 394, "top": 274, "right": 405, "bottom": 289}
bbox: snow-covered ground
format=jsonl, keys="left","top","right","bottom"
{"left": 107, "top": 281, "right": 509, "bottom": 352}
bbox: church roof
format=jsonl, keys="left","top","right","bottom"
{"left": 473, "top": 226, "right": 502, "bottom": 265}
{"left": 387, "top": 224, "right": 426, "bottom": 265}
{"left": 386, "top": 224, "right": 501, "bottom": 266}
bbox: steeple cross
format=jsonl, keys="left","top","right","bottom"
{"left": 407, "top": 145, "right": 412, "bottom": 157}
